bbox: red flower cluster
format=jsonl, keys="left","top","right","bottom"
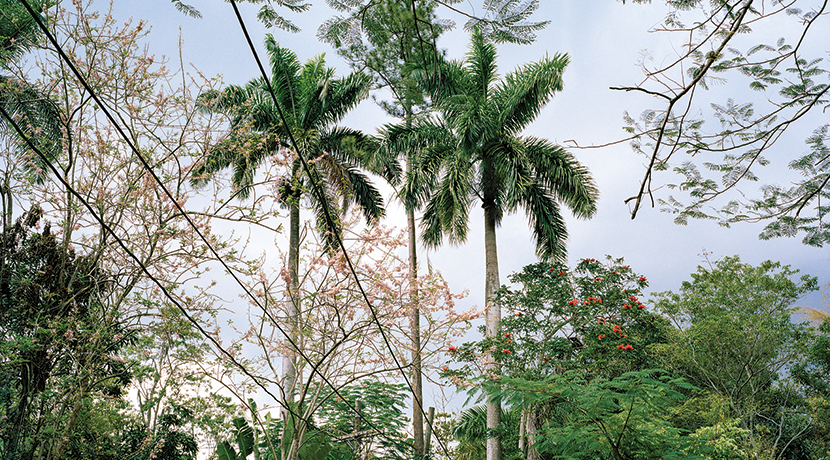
{"left": 639, "top": 276, "right": 647, "bottom": 282}
{"left": 613, "top": 325, "right": 622, "bottom": 333}
{"left": 447, "top": 346, "right": 457, "bottom": 353}
{"left": 558, "top": 271, "right": 566, "bottom": 276}
{"left": 515, "top": 312, "right": 522, "bottom": 316}
{"left": 617, "top": 344, "right": 633, "bottom": 351}
{"left": 585, "top": 258, "right": 597, "bottom": 262}
{"left": 543, "top": 356, "right": 551, "bottom": 361}
{"left": 502, "top": 349, "right": 511, "bottom": 354}
{"left": 595, "top": 277, "right": 602, "bottom": 282}
{"left": 598, "top": 334, "right": 606, "bottom": 339}
{"left": 568, "top": 299, "right": 579, "bottom": 306}
{"left": 442, "top": 366, "right": 449, "bottom": 371}
{"left": 504, "top": 333, "right": 511, "bottom": 338}
{"left": 622, "top": 304, "right": 632, "bottom": 310}
{"left": 628, "top": 295, "right": 639, "bottom": 302}
{"left": 598, "top": 318, "right": 606, "bottom": 324}
{"left": 637, "top": 303, "right": 646, "bottom": 310}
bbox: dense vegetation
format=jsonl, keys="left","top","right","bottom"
{"left": 0, "top": 1, "right": 827, "bottom": 460}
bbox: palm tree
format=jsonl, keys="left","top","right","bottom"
{"left": 192, "top": 35, "right": 385, "bottom": 407}
{"left": 417, "top": 32, "right": 598, "bottom": 460}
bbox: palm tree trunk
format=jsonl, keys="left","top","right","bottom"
{"left": 483, "top": 202, "right": 501, "bottom": 460}
{"left": 408, "top": 202, "right": 425, "bottom": 458}
{"left": 284, "top": 196, "right": 300, "bottom": 405}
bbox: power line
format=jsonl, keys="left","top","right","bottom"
{"left": 227, "top": 1, "right": 452, "bottom": 457}
{"left": 13, "top": 0, "right": 414, "bottom": 453}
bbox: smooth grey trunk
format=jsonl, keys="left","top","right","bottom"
{"left": 409, "top": 204, "right": 425, "bottom": 457}
{"left": 483, "top": 202, "right": 501, "bottom": 460}
{"left": 407, "top": 147, "right": 425, "bottom": 457}
{"left": 284, "top": 197, "right": 300, "bottom": 405}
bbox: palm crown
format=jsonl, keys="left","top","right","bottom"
{"left": 193, "top": 35, "right": 385, "bottom": 248}
{"left": 418, "top": 32, "right": 598, "bottom": 262}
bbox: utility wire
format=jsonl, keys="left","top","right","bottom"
{"left": 15, "top": 0, "right": 412, "bottom": 452}
{"left": 228, "top": 1, "right": 452, "bottom": 457}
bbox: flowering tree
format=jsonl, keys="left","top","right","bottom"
{"left": 0, "top": 1, "right": 285, "bottom": 457}
{"left": 208, "top": 213, "right": 475, "bottom": 460}
{"left": 441, "top": 257, "right": 676, "bottom": 458}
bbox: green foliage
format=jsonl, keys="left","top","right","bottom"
{"left": 0, "top": 208, "right": 133, "bottom": 459}
{"left": 217, "top": 401, "right": 334, "bottom": 460}
{"left": 0, "top": 0, "right": 63, "bottom": 181}
{"left": 316, "top": 380, "right": 411, "bottom": 460}
{"left": 652, "top": 255, "right": 820, "bottom": 459}
{"left": 192, "top": 34, "right": 385, "bottom": 251}
{"left": 451, "top": 405, "right": 522, "bottom": 460}
{"left": 652, "top": 256, "right": 817, "bottom": 406}
{"left": 492, "top": 369, "right": 699, "bottom": 460}
{"left": 121, "top": 405, "right": 199, "bottom": 460}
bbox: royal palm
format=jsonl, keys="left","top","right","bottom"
{"left": 418, "top": 32, "right": 598, "bottom": 460}
{"left": 193, "top": 35, "right": 384, "bottom": 405}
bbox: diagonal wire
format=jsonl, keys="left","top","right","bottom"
{"left": 0, "top": 77, "right": 407, "bottom": 456}
{"left": 15, "top": 0, "right": 414, "bottom": 452}
{"left": 227, "top": 1, "right": 452, "bottom": 457}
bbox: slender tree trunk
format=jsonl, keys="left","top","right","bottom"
{"left": 284, "top": 195, "right": 300, "bottom": 405}
{"left": 527, "top": 408, "right": 540, "bottom": 460}
{"left": 483, "top": 201, "right": 501, "bottom": 460}
{"left": 404, "top": 102, "right": 425, "bottom": 458}
{"left": 408, "top": 202, "right": 424, "bottom": 457}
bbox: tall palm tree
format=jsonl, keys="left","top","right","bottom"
{"left": 417, "top": 32, "right": 598, "bottom": 460}
{"left": 192, "top": 35, "right": 385, "bottom": 407}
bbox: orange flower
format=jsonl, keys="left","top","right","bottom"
{"left": 448, "top": 346, "right": 457, "bottom": 353}
{"left": 502, "top": 349, "right": 511, "bottom": 354}
{"left": 598, "top": 334, "right": 606, "bottom": 339}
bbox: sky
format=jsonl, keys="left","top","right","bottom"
{"left": 99, "top": 0, "right": 829, "bottom": 408}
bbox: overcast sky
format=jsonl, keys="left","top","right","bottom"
{"left": 101, "top": 0, "right": 828, "bottom": 405}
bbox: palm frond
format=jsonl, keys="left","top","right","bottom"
{"left": 0, "top": 77, "right": 63, "bottom": 182}
{"left": 523, "top": 137, "right": 598, "bottom": 219}
{"left": 264, "top": 35, "right": 302, "bottom": 118}
{"left": 466, "top": 31, "right": 498, "bottom": 102}
{"left": 520, "top": 180, "right": 569, "bottom": 263}
{"left": 312, "top": 71, "right": 371, "bottom": 130}
{"left": 494, "top": 52, "right": 568, "bottom": 135}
